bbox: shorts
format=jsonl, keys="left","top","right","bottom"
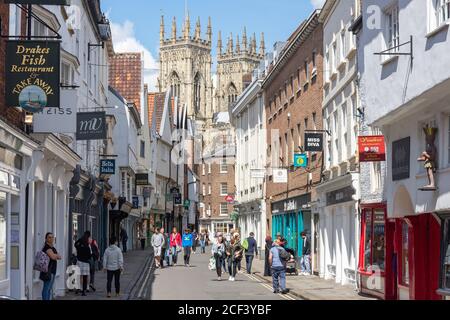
{"left": 77, "top": 261, "right": 90, "bottom": 276}
{"left": 153, "top": 246, "right": 162, "bottom": 257}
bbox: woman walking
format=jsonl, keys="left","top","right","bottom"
{"left": 103, "top": 236, "right": 124, "bottom": 298}
{"left": 212, "top": 236, "right": 226, "bottom": 281}
{"left": 264, "top": 236, "right": 273, "bottom": 277}
{"left": 75, "top": 231, "right": 92, "bottom": 296}
{"left": 199, "top": 230, "right": 207, "bottom": 254}
{"left": 40, "top": 232, "right": 61, "bottom": 300}
{"left": 191, "top": 229, "right": 198, "bottom": 254}
{"left": 89, "top": 238, "right": 100, "bottom": 292}
{"left": 170, "top": 227, "right": 182, "bottom": 266}
{"left": 228, "top": 234, "right": 243, "bottom": 281}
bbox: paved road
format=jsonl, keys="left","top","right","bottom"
{"left": 136, "top": 249, "right": 298, "bottom": 301}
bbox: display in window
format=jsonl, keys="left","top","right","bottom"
{"left": 402, "top": 222, "right": 410, "bottom": 286}
{"left": 372, "top": 210, "right": 385, "bottom": 271}
{"left": 418, "top": 125, "right": 438, "bottom": 191}
{"left": 364, "top": 211, "right": 372, "bottom": 270}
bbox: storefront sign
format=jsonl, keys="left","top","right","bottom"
{"left": 358, "top": 136, "right": 386, "bottom": 162}
{"left": 99, "top": 159, "right": 115, "bottom": 175}
{"left": 304, "top": 133, "right": 323, "bottom": 152}
{"left": 392, "top": 137, "right": 410, "bottom": 181}
{"left": 294, "top": 154, "right": 308, "bottom": 168}
{"left": 173, "top": 193, "right": 182, "bottom": 205}
{"left": 326, "top": 186, "right": 355, "bottom": 206}
{"left": 135, "top": 173, "right": 149, "bottom": 186}
{"left": 271, "top": 193, "right": 311, "bottom": 214}
{"left": 6, "top": 40, "right": 60, "bottom": 112}
{"left": 5, "top": 0, "right": 69, "bottom": 4}
{"left": 33, "top": 89, "right": 78, "bottom": 133}
{"left": 76, "top": 112, "right": 106, "bottom": 140}
{"left": 250, "top": 169, "right": 265, "bottom": 179}
{"left": 273, "top": 169, "right": 288, "bottom": 184}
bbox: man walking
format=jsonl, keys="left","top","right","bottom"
{"left": 269, "top": 239, "right": 289, "bottom": 294}
{"left": 182, "top": 229, "right": 193, "bottom": 267}
{"left": 120, "top": 227, "right": 128, "bottom": 253}
{"left": 160, "top": 228, "right": 169, "bottom": 268}
{"left": 300, "top": 232, "right": 311, "bottom": 276}
{"left": 151, "top": 228, "right": 165, "bottom": 268}
{"left": 245, "top": 232, "right": 258, "bottom": 274}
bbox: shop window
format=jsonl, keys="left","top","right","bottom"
{"left": 440, "top": 216, "right": 450, "bottom": 292}
{"left": 401, "top": 221, "right": 410, "bottom": 286}
{"left": 362, "top": 208, "right": 386, "bottom": 273}
{"left": 0, "top": 192, "right": 6, "bottom": 281}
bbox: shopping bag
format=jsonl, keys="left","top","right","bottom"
{"left": 208, "top": 257, "right": 216, "bottom": 271}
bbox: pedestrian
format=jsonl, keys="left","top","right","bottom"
{"left": 191, "top": 229, "right": 198, "bottom": 254}
{"left": 264, "top": 235, "right": 273, "bottom": 277}
{"left": 269, "top": 239, "right": 289, "bottom": 294}
{"left": 245, "top": 232, "right": 258, "bottom": 274}
{"left": 160, "top": 228, "right": 169, "bottom": 268}
{"left": 40, "top": 232, "right": 62, "bottom": 300}
{"left": 300, "top": 232, "right": 312, "bottom": 276}
{"left": 89, "top": 238, "right": 100, "bottom": 292}
{"left": 212, "top": 236, "right": 226, "bottom": 281}
{"left": 75, "top": 231, "right": 92, "bottom": 296}
{"left": 228, "top": 233, "right": 243, "bottom": 281}
{"left": 164, "top": 232, "right": 172, "bottom": 266}
{"left": 182, "top": 229, "right": 193, "bottom": 267}
{"left": 276, "top": 233, "right": 287, "bottom": 248}
{"left": 103, "top": 236, "right": 124, "bottom": 298}
{"left": 170, "top": 227, "right": 182, "bottom": 266}
{"left": 140, "top": 232, "right": 146, "bottom": 250}
{"left": 199, "top": 230, "right": 207, "bottom": 254}
{"left": 120, "top": 227, "right": 128, "bottom": 253}
{"left": 151, "top": 227, "right": 165, "bottom": 268}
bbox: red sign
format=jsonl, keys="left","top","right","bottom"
{"left": 358, "top": 136, "right": 386, "bottom": 162}
{"left": 225, "top": 195, "right": 234, "bottom": 203}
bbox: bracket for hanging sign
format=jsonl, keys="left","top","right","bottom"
{"left": 374, "top": 35, "right": 413, "bottom": 65}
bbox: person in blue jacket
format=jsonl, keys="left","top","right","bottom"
{"left": 182, "top": 229, "right": 194, "bottom": 267}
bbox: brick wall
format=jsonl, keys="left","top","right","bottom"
{"left": 263, "top": 20, "right": 324, "bottom": 227}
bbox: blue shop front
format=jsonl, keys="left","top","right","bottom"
{"left": 272, "top": 193, "right": 312, "bottom": 261}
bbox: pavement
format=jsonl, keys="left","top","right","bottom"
{"left": 57, "top": 247, "right": 153, "bottom": 301}
{"left": 250, "top": 257, "right": 377, "bottom": 300}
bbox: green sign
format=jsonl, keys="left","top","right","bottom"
{"left": 294, "top": 154, "right": 308, "bottom": 168}
{"left": 183, "top": 199, "right": 191, "bottom": 209}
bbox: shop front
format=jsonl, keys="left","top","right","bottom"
{"left": 109, "top": 197, "right": 132, "bottom": 243}
{"left": 271, "top": 194, "right": 311, "bottom": 262}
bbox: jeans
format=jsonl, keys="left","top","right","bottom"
{"left": 122, "top": 240, "right": 127, "bottom": 253}
{"left": 106, "top": 269, "right": 121, "bottom": 294}
{"left": 171, "top": 246, "right": 179, "bottom": 264}
{"left": 271, "top": 266, "right": 286, "bottom": 292}
{"left": 161, "top": 248, "right": 167, "bottom": 267}
{"left": 230, "top": 259, "right": 240, "bottom": 277}
{"left": 42, "top": 273, "right": 56, "bottom": 301}
{"left": 300, "top": 255, "right": 311, "bottom": 274}
{"left": 214, "top": 254, "right": 223, "bottom": 277}
{"left": 141, "top": 239, "right": 146, "bottom": 250}
{"left": 245, "top": 255, "right": 254, "bottom": 274}
{"left": 184, "top": 246, "right": 192, "bottom": 265}
{"left": 200, "top": 240, "right": 206, "bottom": 253}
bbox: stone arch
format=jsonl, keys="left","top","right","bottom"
{"left": 169, "top": 71, "right": 181, "bottom": 98}
{"left": 193, "top": 72, "right": 202, "bottom": 115}
{"left": 227, "top": 82, "right": 238, "bottom": 107}
{"left": 393, "top": 185, "right": 414, "bottom": 218}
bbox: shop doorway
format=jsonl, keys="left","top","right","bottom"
{"left": 313, "top": 214, "right": 320, "bottom": 275}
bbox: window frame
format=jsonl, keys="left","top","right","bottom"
{"left": 220, "top": 203, "right": 229, "bottom": 216}
{"left": 220, "top": 183, "right": 228, "bottom": 196}
{"left": 384, "top": 3, "right": 400, "bottom": 60}
{"left": 220, "top": 159, "right": 228, "bottom": 173}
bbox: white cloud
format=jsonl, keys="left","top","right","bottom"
{"left": 311, "top": 0, "right": 326, "bottom": 9}
{"left": 110, "top": 20, "right": 159, "bottom": 91}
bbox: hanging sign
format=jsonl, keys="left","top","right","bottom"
{"left": 294, "top": 154, "right": 308, "bottom": 168}
{"left": 225, "top": 195, "right": 234, "bottom": 203}
{"left": 173, "top": 193, "right": 182, "bottom": 205}
{"left": 135, "top": 173, "right": 149, "bottom": 186}
{"left": 273, "top": 169, "right": 288, "bottom": 184}
{"left": 304, "top": 133, "right": 323, "bottom": 152}
{"left": 76, "top": 112, "right": 106, "bottom": 140}
{"left": 99, "top": 159, "right": 115, "bottom": 175}
{"left": 358, "top": 136, "right": 386, "bottom": 162}
{"left": 6, "top": 40, "right": 60, "bottom": 112}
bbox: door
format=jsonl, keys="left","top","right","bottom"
{"left": 313, "top": 214, "right": 320, "bottom": 274}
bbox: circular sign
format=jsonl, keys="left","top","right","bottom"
{"left": 19, "top": 85, "right": 47, "bottom": 113}
{"left": 225, "top": 195, "right": 234, "bottom": 203}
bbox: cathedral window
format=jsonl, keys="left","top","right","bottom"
{"left": 194, "top": 73, "right": 201, "bottom": 114}
{"left": 227, "top": 83, "right": 238, "bottom": 107}
{"left": 170, "top": 72, "right": 181, "bottom": 98}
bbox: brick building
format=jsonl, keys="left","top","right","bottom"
{"left": 109, "top": 52, "right": 143, "bottom": 111}
{"left": 262, "top": 11, "right": 323, "bottom": 263}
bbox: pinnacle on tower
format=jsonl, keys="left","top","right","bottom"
{"left": 171, "top": 17, "right": 177, "bottom": 42}
{"left": 236, "top": 34, "right": 240, "bottom": 54}
{"left": 195, "top": 17, "right": 201, "bottom": 40}
{"left": 184, "top": 12, "right": 191, "bottom": 39}
{"left": 251, "top": 32, "right": 257, "bottom": 54}
{"left": 242, "top": 26, "right": 248, "bottom": 52}
{"left": 217, "top": 30, "right": 223, "bottom": 56}
{"left": 260, "top": 32, "right": 265, "bottom": 56}
{"left": 207, "top": 17, "right": 212, "bottom": 43}
{"left": 228, "top": 33, "right": 234, "bottom": 54}
{"left": 160, "top": 15, "right": 165, "bottom": 44}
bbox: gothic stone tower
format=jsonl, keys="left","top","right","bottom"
{"left": 158, "top": 15, "right": 214, "bottom": 120}
{"left": 215, "top": 28, "right": 265, "bottom": 113}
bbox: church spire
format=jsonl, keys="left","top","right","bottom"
{"left": 228, "top": 33, "right": 234, "bottom": 54}
{"left": 195, "top": 17, "right": 201, "bottom": 40}
{"left": 217, "top": 30, "right": 222, "bottom": 56}
{"left": 171, "top": 17, "right": 177, "bottom": 42}
{"left": 184, "top": 12, "right": 191, "bottom": 39}
{"left": 207, "top": 16, "right": 212, "bottom": 43}
{"left": 242, "top": 26, "right": 247, "bottom": 52}
{"left": 260, "top": 32, "right": 265, "bottom": 56}
{"left": 160, "top": 15, "right": 165, "bottom": 44}
{"left": 251, "top": 32, "right": 257, "bottom": 54}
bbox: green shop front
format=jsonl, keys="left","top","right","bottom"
{"left": 272, "top": 193, "right": 312, "bottom": 261}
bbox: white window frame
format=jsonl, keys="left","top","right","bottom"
{"left": 431, "top": 0, "right": 450, "bottom": 31}
{"left": 208, "top": 184, "right": 212, "bottom": 195}
{"left": 220, "top": 159, "right": 228, "bottom": 173}
{"left": 220, "top": 183, "right": 228, "bottom": 196}
{"left": 220, "top": 203, "right": 229, "bottom": 216}
{"left": 202, "top": 184, "right": 206, "bottom": 196}
{"left": 384, "top": 3, "right": 400, "bottom": 61}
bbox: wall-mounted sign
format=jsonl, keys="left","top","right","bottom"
{"left": 135, "top": 173, "right": 149, "bottom": 186}
{"left": 250, "top": 169, "right": 265, "bottom": 179}
{"left": 294, "top": 154, "right": 308, "bottom": 168}
{"left": 76, "top": 112, "right": 106, "bottom": 140}
{"left": 5, "top": 0, "right": 69, "bottom": 4}
{"left": 304, "top": 133, "right": 323, "bottom": 152}
{"left": 225, "top": 195, "right": 234, "bottom": 203}
{"left": 33, "top": 89, "right": 78, "bottom": 133}
{"left": 359, "top": 136, "right": 386, "bottom": 162}
{"left": 100, "top": 159, "right": 115, "bottom": 175}
{"left": 173, "top": 193, "right": 182, "bottom": 205}
{"left": 6, "top": 40, "right": 60, "bottom": 112}
{"left": 271, "top": 193, "right": 311, "bottom": 214}
{"left": 392, "top": 137, "right": 410, "bottom": 181}
{"left": 273, "top": 169, "right": 288, "bottom": 184}
{"left": 326, "top": 186, "right": 355, "bottom": 206}
{"left": 132, "top": 196, "right": 139, "bottom": 209}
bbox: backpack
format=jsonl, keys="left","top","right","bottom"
{"left": 241, "top": 238, "right": 249, "bottom": 251}
{"left": 277, "top": 247, "right": 291, "bottom": 262}
{"left": 34, "top": 250, "right": 50, "bottom": 273}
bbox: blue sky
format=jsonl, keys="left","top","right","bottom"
{"left": 102, "top": 0, "right": 325, "bottom": 89}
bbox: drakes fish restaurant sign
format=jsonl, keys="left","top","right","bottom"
{"left": 6, "top": 40, "right": 60, "bottom": 113}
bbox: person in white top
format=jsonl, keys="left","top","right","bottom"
{"left": 103, "top": 236, "right": 124, "bottom": 298}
